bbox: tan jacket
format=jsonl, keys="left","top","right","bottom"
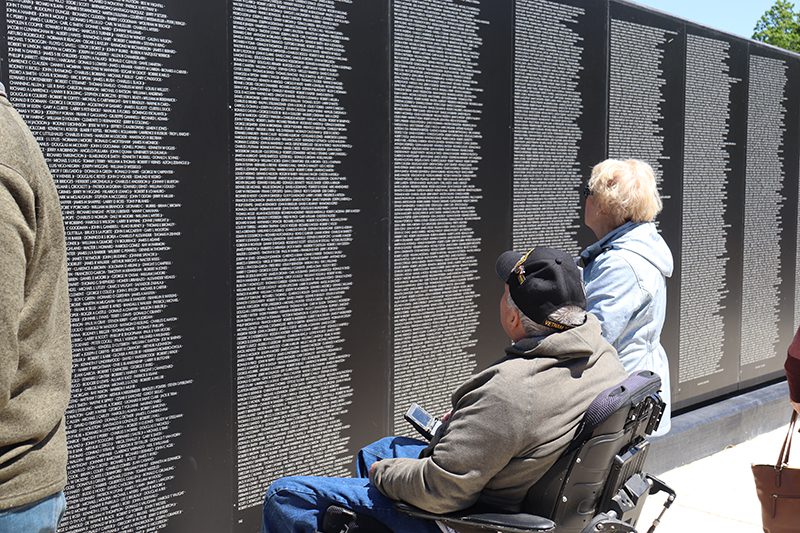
{"left": 0, "top": 93, "right": 72, "bottom": 509}
{"left": 370, "top": 314, "right": 626, "bottom": 514}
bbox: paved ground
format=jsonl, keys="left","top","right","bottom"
{"left": 637, "top": 421, "right": 795, "bottom": 532}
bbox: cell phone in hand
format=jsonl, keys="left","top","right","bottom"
{"left": 404, "top": 403, "right": 442, "bottom": 441}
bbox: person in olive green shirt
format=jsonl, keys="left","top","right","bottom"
{"left": 0, "top": 81, "right": 72, "bottom": 531}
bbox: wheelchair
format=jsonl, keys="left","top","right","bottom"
{"left": 323, "top": 370, "right": 676, "bottom": 533}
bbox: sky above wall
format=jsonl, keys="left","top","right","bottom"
{"left": 631, "top": 0, "right": 779, "bottom": 39}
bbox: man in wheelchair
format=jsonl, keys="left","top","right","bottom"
{"left": 263, "top": 247, "right": 633, "bottom": 532}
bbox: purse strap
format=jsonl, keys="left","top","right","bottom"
{"left": 777, "top": 411, "right": 798, "bottom": 468}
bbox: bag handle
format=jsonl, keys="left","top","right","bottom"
{"left": 776, "top": 411, "right": 798, "bottom": 468}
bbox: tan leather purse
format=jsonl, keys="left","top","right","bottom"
{"left": 752, "top": 411, "right": 800, "bottom": 533}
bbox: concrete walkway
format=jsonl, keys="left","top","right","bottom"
{"left": 638, "top": 421, "right": 796, "bottom": 532}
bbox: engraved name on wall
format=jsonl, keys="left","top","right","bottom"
{"left": 742, "top": 54, "right": 787, "bottom": 367}
{"left": 678, "top": 34, "right": 740, "bottom": 384}
{"left": 231, "top": 0, "right": 355, "bottom": 508}
{"left": 6, "top": 0, "right": 190, "bottom": 529}
{"left": 608, "top": 17, "right": 676, "bottom": 192}
{"left": 513, "top": 0, "right": 585, "bottom": 253}
{"left": 392, "top": 0, "right": 484, "bottom": 431}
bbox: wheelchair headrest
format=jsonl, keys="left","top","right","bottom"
{"left": 575, "top": 371, "right": 663, "bottom": 441}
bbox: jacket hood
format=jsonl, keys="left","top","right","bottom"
{"left": 581, "top": 221, "right": 673, "bottom": 277}
{"left": 505, "top": 313, "right": 607, "bottom": 360}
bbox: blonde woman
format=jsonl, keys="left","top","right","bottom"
{"left": 579, "top": 159, "right": 674, "bottom": 435}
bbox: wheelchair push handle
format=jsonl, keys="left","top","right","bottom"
{"left": 644, "top": 473, "right": 676, "bottom": 533}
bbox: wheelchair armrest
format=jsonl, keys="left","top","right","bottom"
{"left": 395, "top": 502, "right": 556, "bottom": 533}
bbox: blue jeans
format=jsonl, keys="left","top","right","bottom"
{"left": 0, "top": 491, "right": 66, "bottom": 533}
{"left": 262, "top": 437, "right": 435, "bottom": 533}
{"left": 355, "top": 436, "right": 428, "bottom": 478}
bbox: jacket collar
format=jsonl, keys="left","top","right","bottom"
{"left": 0, "top": 82, "right": 6, "bottom": 98}
{"left": 504, "top": 335, "right": 548, "bottom": 358}
{"left": 579, "top": 221, "right": 641, "bottom": 267}
{"left": 502, "top": 313, "right": 603, "bottom": 361}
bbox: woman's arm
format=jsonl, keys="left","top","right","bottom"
{"left": 584, "top": 254, "right": 642, "bottom": 346}
{"left": 786, "top": 327, "right": 800, "bottom": 412}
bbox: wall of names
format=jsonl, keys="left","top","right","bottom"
{"left": 0, "top": 0, "right": 797, "bottom": 530}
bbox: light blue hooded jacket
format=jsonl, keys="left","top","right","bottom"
{"left": 579, "top": 221, "right": 674, "bottom": 435}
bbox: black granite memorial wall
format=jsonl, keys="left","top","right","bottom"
{"left": 0, "top": 0, "right": 796, "bottom": 530}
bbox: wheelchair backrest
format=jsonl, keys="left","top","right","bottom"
{"left": 521, "top": 370, "right": 664, "bottom": 533}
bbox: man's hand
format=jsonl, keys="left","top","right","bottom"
{"left": 369, "top": 461, "right": 378, "bottom": 479}
{"left": 792, "top": 400, "right": 800, "bottom": 416}
{"left": 440, "top": 410, "right": 452, "bottom": 423}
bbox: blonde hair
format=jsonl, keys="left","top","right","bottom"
{"left": 588, "top": 159, "right": 663, "bottom": 225}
